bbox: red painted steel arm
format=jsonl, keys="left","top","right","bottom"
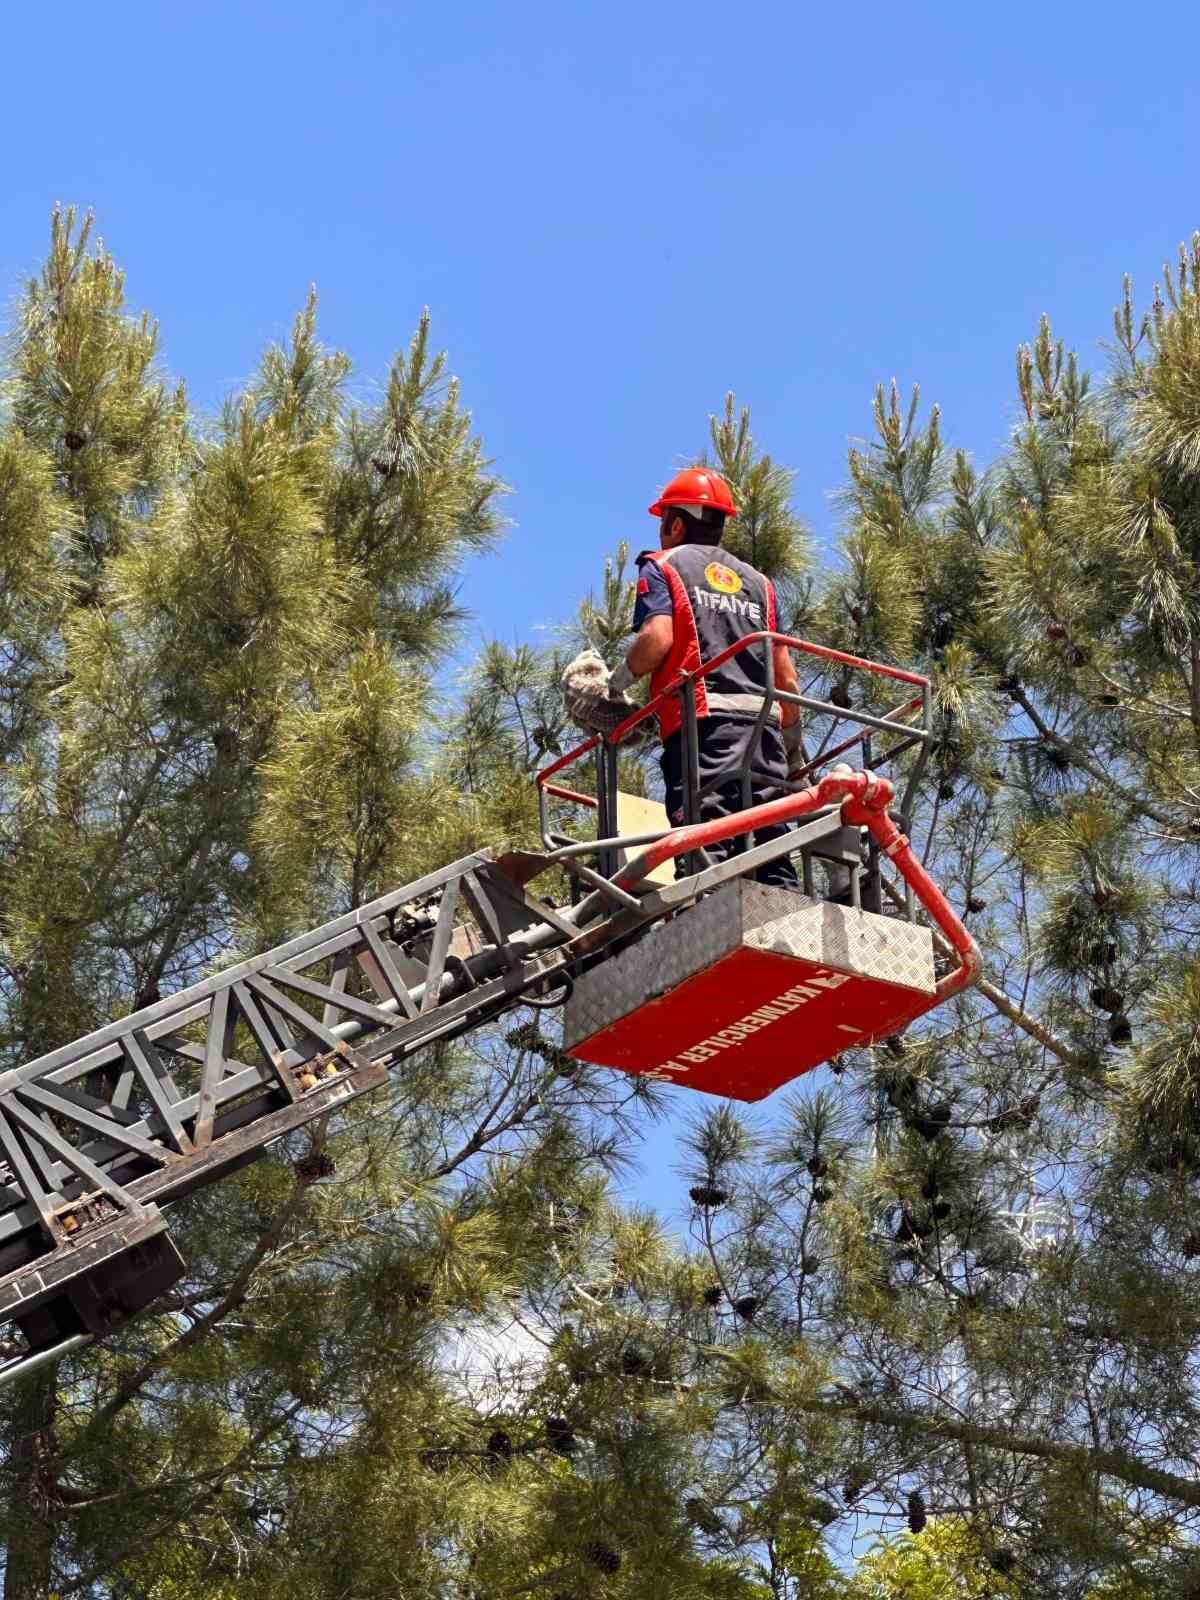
{"left": 541, "top": 782, "right": 599, "bottom": 809}
{"left": 615, "top": 766, "right": 980, "bottom": 1001}
{"left": 538, "top": 735, "right": 598, "bottom": 785}
{"left": 534, "top": 633, "right": 930, "bottom": 794}
{"left": 602, "top": 632, "right": 927, "bottom": 748}
{"left": 842, "top": 791, "right": 982, "bottom": 1002}
{"left": 693, "top": 630, "right": 930, "bottom": 690}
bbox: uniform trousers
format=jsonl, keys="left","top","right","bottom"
{"left": 660, "top": 717, "right": 799, "bottom": 887}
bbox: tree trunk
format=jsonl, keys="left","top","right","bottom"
{"left": 2, "top": 1367, "right": 58, "bottom": 1600}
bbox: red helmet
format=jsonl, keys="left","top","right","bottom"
{"left": 648, "top": 467, "right": 737, "bottom": 520}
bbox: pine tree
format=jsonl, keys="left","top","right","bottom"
{"left": 10, "top": 208, "right": 1200, "bottom": 1600}
{"left": 636, "top": 242, "right": 1200, "bottom": 1595}
{"left": 467, "top": 239, "right": 1200, "bottom": 1598}
{"left": 0, "top": 211, "right": 618, "bottom": 1600}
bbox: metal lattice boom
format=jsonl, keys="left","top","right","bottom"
{"left": 0, "top": 849, "right": 601, "bottom": 1372}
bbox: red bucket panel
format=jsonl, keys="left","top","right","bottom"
{"left": 567, "top": 944, "right": 929, "bottom": 1101}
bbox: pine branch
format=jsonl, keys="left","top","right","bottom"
{"left": 432, "top": 1081, "right": 547, "bottom": 1178}
{"left": 881, "top": 876, "right": 1088, "bottom": 1068}
{"left": 77, "top": 1164, "right": 315, "bottom": 1440}
{"left": 972, "top": 970, "right": 1089, "bottom": 1069}
{"left": 55, "top": 1399, "right": 305, "bottom": 1594}
{"left": 1009, "top": 683, "right": 1177, "bottom": 827}
{"left": 805, "top": 1394, "right": 1200, "bottom": 1513}
{"left": 700, "top": 1349, "right": 1200, "bottom": 1511}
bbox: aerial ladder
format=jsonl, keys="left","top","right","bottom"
{"left": 0, "top": 635, "right": 979, "bottom": 1387}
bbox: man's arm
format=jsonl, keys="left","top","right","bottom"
{"left": 614, "top": 614, "right": 673, "bottom": 687}
{"left": 773, "top": 641, "right": 800, "bottom": 728}
{"left": 611, "top": 561, "right": 675, "bottom": 691}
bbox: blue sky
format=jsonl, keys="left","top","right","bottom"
{"left": 5, "top": 0, "right": 1198, "bottom": 642}
{"left": 3, "top": 0, "right": 1198, "bottom": 1207}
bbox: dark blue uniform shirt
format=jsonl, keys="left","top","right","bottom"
{"left": 632, "top": 559, "right": 672, "bottom": 629}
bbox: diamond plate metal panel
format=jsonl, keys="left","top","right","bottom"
{"left": 563, "top": 884, "right": 744, "bottom": 1050}
{"left": 741, "top": 884, "right": 936, "bottom": 996}
{"left": 564, "top": 883, "right": 936, "bottom": 1056}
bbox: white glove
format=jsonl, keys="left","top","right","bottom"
{"left": 561, "top": 649, "right": 636, "bottom": 736}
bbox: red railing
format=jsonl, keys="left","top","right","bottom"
{"left": 613, "top": 764, "right": 980, "bottom": 1002}
{"left": 536, "top": 631, "right": 930, "bottom": 797}
{"left": 534, "top": 633, "right": 978, "bottom": 1012}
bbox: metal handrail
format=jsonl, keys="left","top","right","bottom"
{"left": 536, "top": 632, "right": 933, "bottom": 879}
{"left": 612, "top": 765, "right": 980, "bottom": 1004}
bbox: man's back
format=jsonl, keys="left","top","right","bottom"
{"left": 638, "top": 543, "right": 778, "bottom": 729}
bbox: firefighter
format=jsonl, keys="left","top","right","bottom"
{"left": 563, "top": 467, "right": 803, "bottom": 886}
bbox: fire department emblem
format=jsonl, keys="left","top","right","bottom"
{"left": 705, "top": 561, "right": 742, "bottom": 595}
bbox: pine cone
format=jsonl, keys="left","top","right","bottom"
{"left": 63, "top": 430, "right": 87, "bottom": 451}
{"left": 620, "top": 1345, "right": 650, "bottom": 1376}
{"left": 812, "top": 1185, "right": 833, "bottom": 1205}
{"left": 701, "top": 1283, "right": 723, "bottom": 1306}
{"left": 486, "top": 1428, "right": 513, "bottom": 1460}
{"left": 906, "top": 1488, "right": 927, "bottom": 1533}
{"left": 732, "top": 1295, "right": 759, "bottom": 1319}
{"left": 1108, "top": 1014, "right": 1133, "bottom": 1046}
{"left": 842, "top": 1466, "right": 869, "bottom": 1504}
{"left": 921, "top": 1177, "right": 940, "bottom": 1200}
{"left": 807, "top": 1155, "right": 829, "bottom": 1178}
{"left": 1090, "top": 984, "right": 1125, "bottom": 1014}
{"left": 937, "top": 780, "right": 956, "bottom": 801}
{"left": 885, "top": 1072, "right": 919, "bottom": 1108}
{"left": 689, "top": 1184, "right": 728, "bottom": 1208}
{"left": 587, "top": 1543, "right": 621, "bottom": 1574}
{"left": 988, "top": 1547, "right": 1016, "bottom": 1573}
{"left": 1045, "top": 622, "right": 1068, "bottom": 640}
{"left": 829, "top": 682, "right": 853, "bottom": 709}
{"left": 1181, "top": 1232, "right": 1200, "bottom": 1259}
{"left": 912, "top": 1102, "right": 952, "bottom": 1141}
{"left": 932, "top": 1200, "right": 952, "bottom": 1221}
{"left": 293, "top": 1149, "right": 336, "bottom": 1183}
{"left": 966, "top": 896, "right": 987, "bottom": 914}
{"left": 800, "top": 1253, "right": 822, "bottom": 1275}
{"left": 884, "top": 1035, "right": 907, "bottom": 1058}
{"left": 504, "top": 1020, "right": 542, "bottom": 1052}
{"left": 546, "top": 1416, "right": 577, "bottom": 1454}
